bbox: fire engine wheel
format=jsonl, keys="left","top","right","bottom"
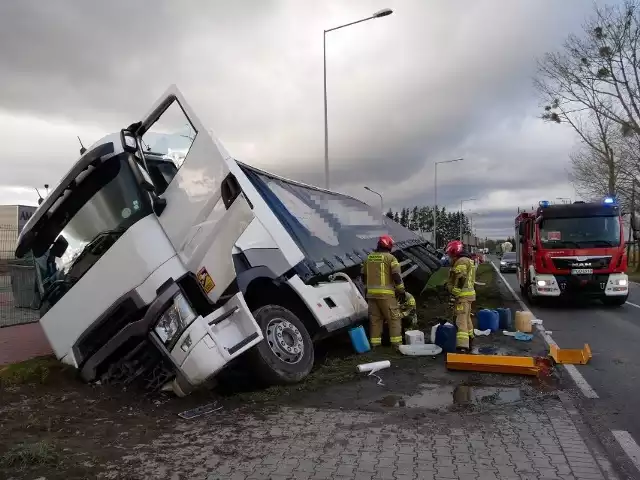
{"left": 525, "top": 279, "right": 539, "bottom": 305}
{"left": 248, "top": 305, "right": 314, "bottom": 386}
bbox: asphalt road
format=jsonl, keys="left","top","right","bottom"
{"left": 492, "top": 257, "right": 640, "bottom": 476}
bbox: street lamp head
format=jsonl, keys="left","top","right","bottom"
{"left": 373, "top": 8, "right": 393, "bottom": 18}
{"left": 364, "top": 186, "right": 372, "bottom": 191}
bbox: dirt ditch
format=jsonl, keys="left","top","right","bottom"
{"left": 0, "top": 263, "right": 556, "bottom": 480}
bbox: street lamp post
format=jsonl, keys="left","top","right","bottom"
{"left": 324, "top": 8, "right": 393, "bottom": 190}
{"left": 364, "top": 186, "right": 384, "bottom": 212}
{"left": 468, "top": 212, "right": 483, "bottom": 249}
{"left": 460, "top": 198, "right": 477, "bottom": 242}
{"left": 433, "top": 158, "right": 464, "bottom": 248}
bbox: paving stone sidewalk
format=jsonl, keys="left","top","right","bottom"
{"left": 102, "top": 395, "right": 617, "bottom": 480}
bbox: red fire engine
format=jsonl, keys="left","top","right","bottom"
{"left": 514, "top": 198, "right": 628, "bottom": 306}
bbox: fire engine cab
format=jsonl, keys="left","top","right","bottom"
{"left": 515, "top": 198, "right": 628, "bottom": 306}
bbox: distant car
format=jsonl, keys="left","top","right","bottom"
{"left": 499, "top": 252, "right": 517, "bottom": 273}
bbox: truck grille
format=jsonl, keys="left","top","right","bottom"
{"left": 75, "top": 297, "right": 141, "bottom": 363}
{"left": 556, "top": 274, "right": 609, "bottom": 294}
{"left": 551, "top": 257, "right": 611, "bottom": 270}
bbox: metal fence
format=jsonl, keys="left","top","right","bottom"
{"left": 0, "top": 225, "right": 40, "bottom": 327}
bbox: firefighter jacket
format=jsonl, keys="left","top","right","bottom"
{"left": 446, "top": 255, "right": 476, "bottom": 302}
{"left": 399, "top": 292, "right": 417, "bottom": 326}
{"left": 361, "top": 250, "right": 405, "bottom": 299}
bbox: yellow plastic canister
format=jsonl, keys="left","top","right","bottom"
{"left": 514, "top": 310, "right": 534, "bottom": 333}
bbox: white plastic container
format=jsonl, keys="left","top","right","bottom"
{"left": 405, "top": 330, "right": 425, "bottom": 345}
{"left": 430, "top": 324, "right": 439, "bottom": 343}
{"left": 398, "top": 344, "right": 443, "bottom": 356}
{"left": 356, "top": 360, "right": 391, "bottom": 373}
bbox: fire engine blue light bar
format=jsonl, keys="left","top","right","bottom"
{"left": 539, "top": 200, "right": 550, "bottom": 207}
{"left": 603, "top": 197, "right": 615, "bottom": 204}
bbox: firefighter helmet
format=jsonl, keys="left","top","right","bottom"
{"left": 377, "top": 234, "right": 395, "bottom": 250}
{"left": 445, "top": 240, "right": 464, "bottom": 257}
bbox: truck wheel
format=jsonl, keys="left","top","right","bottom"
{"left": 248, "top": 305, "right": 314, "bottom": 386}
{"left": 602, "top": 296, "right": 628, "bottom": 307}
{"left": 525, "top": 279, "right": 538, "bottom": 306}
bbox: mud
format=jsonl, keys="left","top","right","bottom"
{"left": 0, "top": 263, "right": 557, "bottom": 479}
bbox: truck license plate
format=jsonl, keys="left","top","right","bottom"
{"left": 571, "top": 268, "right": 593, "bottom": 275}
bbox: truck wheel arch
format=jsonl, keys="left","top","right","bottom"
{"left": 242, "top": 274, "right": 320, "bottom": 339}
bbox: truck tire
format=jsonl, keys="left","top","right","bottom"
{"left": 248, "top": 305, "right": 314, "bottom": 386}
{"left": 525, "top": 278, "right": 539, "bottom": 306}
{"left": 602, "top": 296, "right": 628, "bottom": 307}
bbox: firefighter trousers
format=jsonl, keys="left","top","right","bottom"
{"left": 368, "top": 296, "right": 402, "bottom": 347}
{"left": 454, "top": 300, "right": 474, "bottom": 349}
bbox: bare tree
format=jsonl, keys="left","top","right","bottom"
{"left": 535, "top": 1, "right": 640, "bottom": 202}
{"left": 568, "top": 111, "right": 630, "bottom": 201}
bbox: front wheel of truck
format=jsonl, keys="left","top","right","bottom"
{"left": 248, "top": 305, "right": 315, "bottom": 385}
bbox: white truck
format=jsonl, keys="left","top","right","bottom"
{"left": 16, "top": 86, "right": 442, "bottom": 396}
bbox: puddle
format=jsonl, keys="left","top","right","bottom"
{"left": 471, "top": 345, "right": 517, "bottom": 356}
{"left": 375, "top": 383, "right": 522, "bottom": 410}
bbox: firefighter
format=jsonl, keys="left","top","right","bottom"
{"left": 361, "top": 234, "right": 405, "bottom": 349}
{"left": 445, "top": 239, "right": 476, "bottom": 352}
{"left": 399, "top": 291, "right": 418, "bottom": 328}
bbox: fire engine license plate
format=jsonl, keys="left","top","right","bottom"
{"left": 571, "top": 268, "right": 593, "bottom": 275}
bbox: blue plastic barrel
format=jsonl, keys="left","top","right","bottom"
{"left": 496, "top": 308, "right": 512, "bottom": 330}
{"left": 349, "top": 325, "right": 371, "bottom": 353}
{"left": 477, "top": 309, "right": 500, "bottom": 332}
{"left": 435, "top": 323, "right": 457, "bottom": 353}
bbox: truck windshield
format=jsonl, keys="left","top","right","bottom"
{"left": 539, "top": 216, "right": 621, "bottom": 248}
{"left": 34, "top": 153, "right": 152, "bottom": 315}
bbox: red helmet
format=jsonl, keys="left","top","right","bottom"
{"left": 377, "top": 234, "right": 395, "bottom": 250}
{"left": 445, "top": 240, "right": 464, "bottom": 257}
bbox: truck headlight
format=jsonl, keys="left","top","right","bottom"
{"left": 537, "top": 280, "right": 547, "bottom": 287}
{"left": 500, "top": 261, "right": 506, "bottom": 266}
{"left": 154, "top": 293, "right": 197, "bottom": 345}
{"left": 615, "top": 278, "right": 628, "bottom": 286}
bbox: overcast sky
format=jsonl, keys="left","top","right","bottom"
{"left": 0, "top": 0, "right": 616, "bottom": 238}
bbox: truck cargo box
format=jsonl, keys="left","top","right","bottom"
{"left": 239, "top": 163, "right": 442, "bottom": 286}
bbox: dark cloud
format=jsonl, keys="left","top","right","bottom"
{"left": 0, "top": 0, "right": 612, "bottom": 237}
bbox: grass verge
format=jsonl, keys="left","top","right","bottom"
{"left": 0, "top": 355, "right": 62, "bottom": 387}
{"left": 0, "top": 440, "right": 62, "bottom": 472}
{"left": 229, "top": 263, "right": 505, "bottom": 404}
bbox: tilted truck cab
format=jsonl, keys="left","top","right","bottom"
{"left": 515, "top": 199, "right": 628, "bottom": 307}
{"left": 16, "top": 85, "right": 442, "bottom": 396}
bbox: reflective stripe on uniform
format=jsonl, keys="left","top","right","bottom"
{"left": 456, "top": 331, "right": 469, "bottom": 340}
{"left": 370, "top": 337, "right": 382, "bottom": 346}
{"left": 390, "top": 336, "right": 403, "bottom": 344}
{"left": 468, "top": 329, "right": 474, "bottom": 339}
{"left": 367, "top": 287, "right": 395, "bottom": 296}
{"left": 452, "top": 288, "right": 475, "bottom": 297}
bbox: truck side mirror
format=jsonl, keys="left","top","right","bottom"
{"left": 120, "top": 129, "right": 139, "bottom": 154}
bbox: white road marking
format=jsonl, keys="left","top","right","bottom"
{"left": 490, "top": 261, "right": 600, "bottom": 399}
{"left": 612, "top": 430, "right": 640, "bottom": 472}
{"left": 626, "top": 301, "right": 640, "bottom": 309}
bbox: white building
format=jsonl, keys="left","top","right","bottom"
{"left": 0, "top": 204, "right": 37, "bottom": 259}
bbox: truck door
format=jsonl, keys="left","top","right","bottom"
{"left": 134, "top": 85, "right": 255, "bottom": 302}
